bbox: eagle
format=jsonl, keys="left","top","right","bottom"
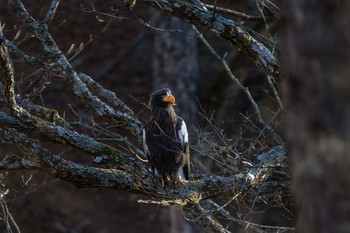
{"left": 143, "top": 88, "right": 190, "bottom": 187}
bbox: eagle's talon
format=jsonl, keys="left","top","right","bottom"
{"left": 174, "top": 178, "right": 185, "bottom": 187}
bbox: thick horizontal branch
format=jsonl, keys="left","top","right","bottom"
{"left": 0, "top": 111, "right": 146, "bottom": 175}
{"left": 0, "top": 122, "right": 289, "bottom": 205}
{"left": 1, "top": 130, "right": 289, "bottom": 232}
{"left": 1, "top": 128, "right": 135, "bottom": 189}
{"left": 145, "top": 0, "right": 279, "bottom": 78}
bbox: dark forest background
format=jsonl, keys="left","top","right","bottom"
{"left": 1, "top": 0, "right": 350, "bottom": 233}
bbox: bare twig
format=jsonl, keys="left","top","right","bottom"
{"left": 137, "top": 199, "right": 188, "bottom": 206}
{"left": 42, "top": 0, "right": 61, "bottom": 27}
{"left": 267, "top": 75, "right": 283, "bottom": 110}
{"left": 187, "top": 202, "right": 231, "bottom": 233}
{"left": 0, "top": 174, "right": 21, "bottom": 233}
{"left": 203, "top": 3, "right": 267, "bottom": 21}
{"left": 212, "top": 0, "right": 218, "bottom": 18}
{"left": 209, "top": 200, "right": 295, "bottom": 232}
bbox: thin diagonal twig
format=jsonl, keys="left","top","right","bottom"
{"left": 192, "top": 25, "right": 274, "bottom": 135}
{"left": 42, "top": 0, "right": 61, "bottom": 26}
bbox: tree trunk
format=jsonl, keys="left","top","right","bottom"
{"left": 151, "top": 10, "right": 198, "bottom": 122}
{"left": 282, "top": 1, "right": 350, "bottom": 232}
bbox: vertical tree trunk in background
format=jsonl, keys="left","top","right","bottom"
{"left": 151, "top": 10, "right": 199, "bottom": 233}
{"left": 282, "top": 1, "right": 350, "bottom": 232}
{"left": 151, "top": 10, "right": 198, "bottom": 123}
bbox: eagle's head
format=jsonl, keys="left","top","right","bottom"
{"left": 149, "top": 88, "right": 176, "bottom": 110}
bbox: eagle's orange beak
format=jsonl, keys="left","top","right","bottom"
{"left": 162, "top": 94, "right": 176, "bottom": 105}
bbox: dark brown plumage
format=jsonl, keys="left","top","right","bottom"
{"left": 143, "top": 88, "right": 190, "bottom": 186}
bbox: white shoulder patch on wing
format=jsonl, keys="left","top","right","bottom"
{"left": 178, "top": 166, "right": 186, "bottom": 180}
{"left": 142, "top": 128, "right": 150, "bottom": 156}
{"left": 178, "top": 120, "right": 188, "bottom": 146}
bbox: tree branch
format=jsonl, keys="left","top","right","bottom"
{"left": 0, "top": 114, "right": 289, "bottom": 205}
{"left": 193, "top": 26, "right": 270, "bottom": 130}
{"left": 0, "top": 111, "right": 145, "bottom": 174}
{"left": 203, "top": 3, "right": 268, "bottom": 21}
{"left": 0, "top": 35, "right": 58, "bottom": 72}
{"left": 1, "top": 2, "right": 289, "bottom": 231}
{"left": 7, "top": 0, "right": 143, "bottom": 137}
{"left": 144, "top": 0, "right": 279, "bottom": 79}
{"left": 188, "top": 202, "right": 231, "bottom": 233}
{"left": 1, "top": 127, "right": 134, "bottom": 189}
{"left": 42, "top": 0, "right": 61, "bottom": 27}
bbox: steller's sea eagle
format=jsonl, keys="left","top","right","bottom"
{"left": 143, "top": 88, "right": 190, "bottom": 187}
